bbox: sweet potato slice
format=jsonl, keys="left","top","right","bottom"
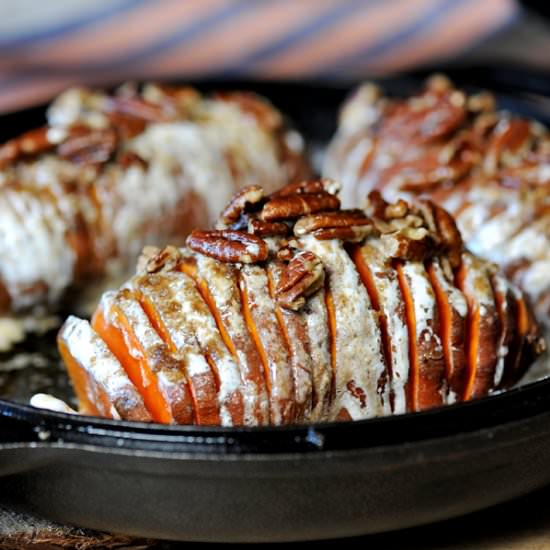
{"left": 303, "top": 284, "right": 333, "bottom": 421}
{"left": 499, "top": 289, "right": 544, "bottom": 387}
{"left": 428, "top": 260, "right": 468, "bottom": 402}
{"left": 92, "top": 292, "right": 175, "bottom": 424}
{"left": 240, "top": 265, "right": 295, "bottom": 425}
{"left": 58, "top": 316, "right": 152, "bottom": 422}
{"left": 324, "top": 282, "right": 337, "bottom": 405}
{"left": 304, "top": 236, "right": 390, "bottom": 420}
{"left": 141, "top": 270, "right": 244, "bottom": 426}
{"left": 132, "top": 273, "right": 222, "bottom": 426}
{"left": 95, "top": 290, "right": 194, "bottom": 424}
{"left": 456, "top": 253, "right": 501, "bottom": 400}
{"left": 268, "top": 262, "right": 314, "bottom": 421}
{"left": 350, "top": 247, "right": 390, "bottom": 393}
{"left": 187, "top": 253, "right": 270, "bottom": 426}
{"left": 396, "top": 261, "right": 446, "bottom": 411}
{"left": 490, "top": 272, "right": 519, "bottom": 388}
{"left": 352, "top": 241, "right": 409, "bottom": 414}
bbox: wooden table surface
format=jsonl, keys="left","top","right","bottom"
{"left": 3, "top": 482, "right": 550, "bottom": 549}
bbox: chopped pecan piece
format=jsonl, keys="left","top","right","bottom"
{"left": 261, "top": 192, "right": 340, "bottom": 222}
{"left": 117, "top": 150, "right": 148, "bottom": 169}
{"left": 384, "top": 199, "right": 409, "bottom": 220}
{"left": 276, "top": 246, "right": 294, "bottom": 261}
{"left": 217, "top": 185, "right": 264, "bottom": 228}
{"left": 270, "top": 178, "right": 341, "bottom": 199}
{"left": 393, "top": 227, "right": 435, "bottom": 262}
{"left": 276, "top": 250, "right": 324, "bottom": 311}
{"left": 187, "top": 230, "right": 268, "bottom": 264}
{"left": 365, "top": 190, "right": 389, "bottom": 219}
{"left": 137, "top": 245, "right": 182, "bottom": 274}
{"left": 58, "top": 127, "right": 117, "bottom": 165}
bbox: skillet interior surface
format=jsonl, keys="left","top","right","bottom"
{"left": 0, "top": 66, "right": 550, "bottom": 540}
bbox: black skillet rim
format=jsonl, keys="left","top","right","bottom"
{"left": 1, "top": 65, "right": 550, "bottom": 455}
{"left": 1, "top": 374, "right": 550, "bottom": 454}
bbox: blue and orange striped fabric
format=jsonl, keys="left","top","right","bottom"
{"left": 0, "top": 0, "right": 519, "bottom": 112}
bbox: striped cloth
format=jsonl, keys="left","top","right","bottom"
{"left": 0, "top": 0, "right": 519, "bottom": 113}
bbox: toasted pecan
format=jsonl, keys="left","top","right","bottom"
{"left": 0, "top": 127, "right": 54, "bottom": 166}
{"left": 217, "top": 185, "right": 264, "bottom": 228}
{"left": 294, "top": 209, "right": 375, "bottom": 242}
{"left": 384, "top": 199, "right": 409, "bottom": 220}
{"left": 57, "top": 126, "right": 117, "bottom": 165}
{"left": 261, "top": 192, "right": 340, "bottom": 222}
{"left": 276, "top": 250, "right": 324, "bottom": 311}
{"left": 105, "top": 95, "right": 171, "bottom": 123}
{"left": 117, "top": 150, "right": 148, "bottom": 169}
{"left": 392, "top": 228, "right": 435, "bottom": 262}
{"left": 187, "top": 229, "right": 268, "bottom": 264}
{"left": 249, "top": 219, "right": 290, "bottom": 237}
{"left": 313, "top": 226, "right": 375, "bottom": 241}
{"left": 270, "top": 178, "right": 341, "bottom": 199}
{"left": 430, "top": 201, "right": 463, "bottom": 268}
{"left": 137, "top": 245, "right": 183, "bottom": 274}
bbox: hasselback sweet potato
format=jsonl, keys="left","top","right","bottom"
{"left": 324, "top": 75, "right": 550, "bottom": 332}
{"left": 55, "top": 179, "right": 545, "bottom": 425}
{"left": 0, "top": 84, "right": 308, "bottom": 325}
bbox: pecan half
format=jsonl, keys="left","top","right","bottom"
{"left": 249, "top": 219, "right": 289, "bottom": 237}
{"left": 187, "top": 230, "right": 268, "bottom": 264}
{"left": 294, "top": 210, "right": 375, "bottom": 242}
{"left": 106, "top": 96, "right": 170, "bottom": 123}
{"left": 261, "top": 192, "right": 340, "bottom": 222}
{"left": 58, "top": 127, "right": 117, "bottom": 165}
{"left": 137, "top": 245, "right": 182, "bottom": 274}
{"left": 313, "top": 226, "right": 375, "bottom": 241}
{"left": 484, "top": 118, "right": 532, "bottom": 175}
{"left": 270, "top": 178, "right": 341, "bottom": 199}
{"left": 428, "top": 201, "right": 463, "bottom": 268}
{"left": 105, "top": 96, "right": 172, "bottom": 139}
{"left": 217, "top": 185, "right": 264, "bottom": 228}
{"left": 0, "top": 127, "right": 54, "bottom": 166}
{"left": 276, "top": 250, "right": 324, "bottom": 311}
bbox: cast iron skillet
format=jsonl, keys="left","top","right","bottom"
{"left": 1, "top": 67, "right": 550, "bottom": 542}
